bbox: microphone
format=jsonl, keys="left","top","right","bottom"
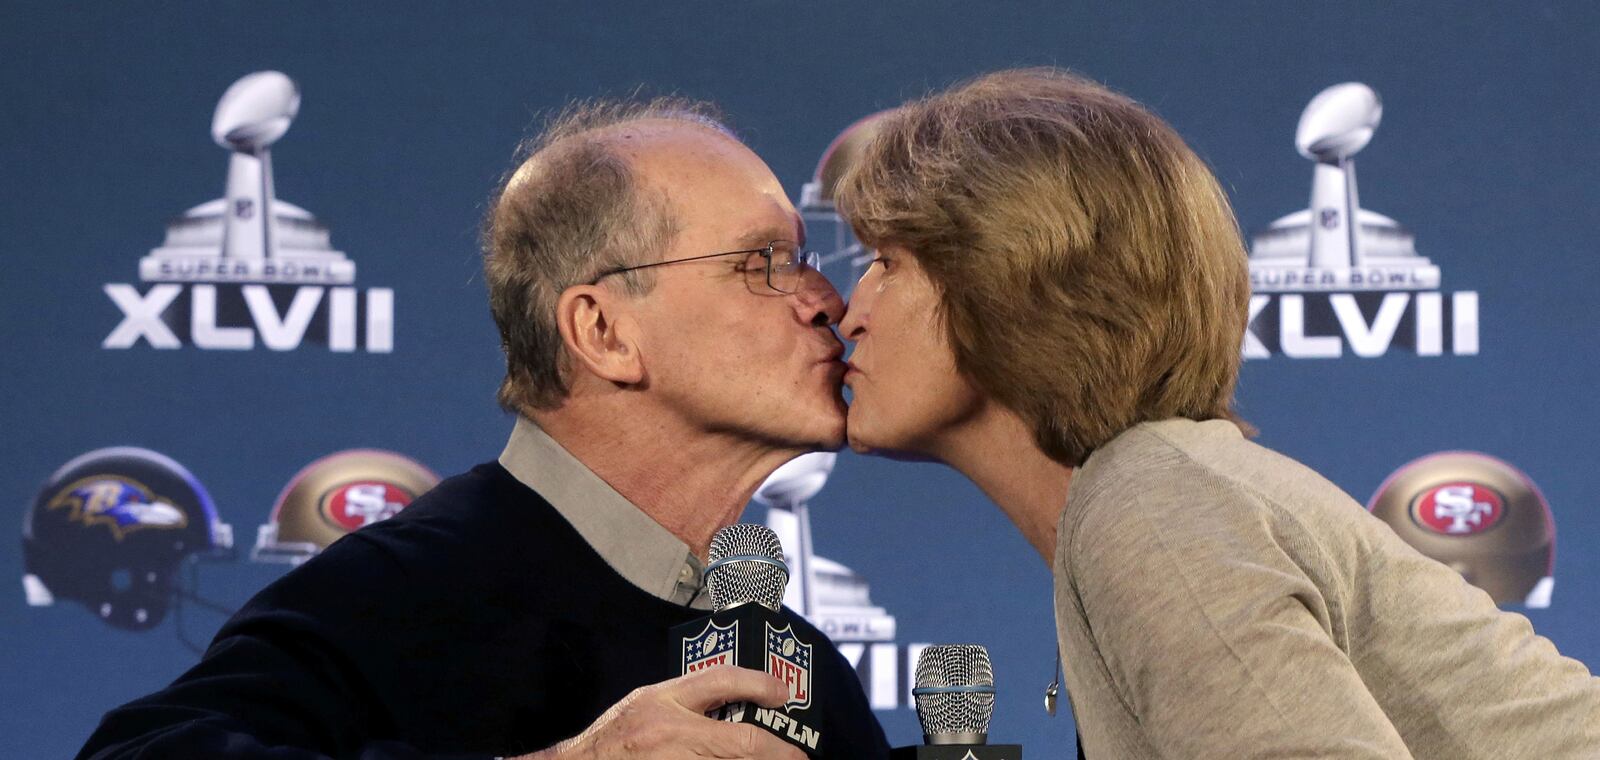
{"left": 892, "top": 645, "right": 1022, "bottom": 759}
{"left": 706, "top": 523, "right": 789, "bottom": 613}
{"left": 671, "top": 524, "right": 825, "bottom": 755}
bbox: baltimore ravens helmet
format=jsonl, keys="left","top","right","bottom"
{"left": 253, "top": 449, "right": 438, "bottom": 564}
{"left": 1368, "top": 451, "right": 1555, "bottom": 608}
{"left": 21, "top": 447, "right": 233, "bottom": 630}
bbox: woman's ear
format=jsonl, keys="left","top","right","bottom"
{"left": 555, "top": 284, "right": 646, "bottom": 385}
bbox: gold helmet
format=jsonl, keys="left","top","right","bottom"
{"left": 1367, "top": 451, "right": 1554, "bottom": 608}
{"left": 253, "top": 449, "right": 438, "bottom": 564}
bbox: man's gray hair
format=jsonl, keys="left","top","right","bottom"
{"left": 482, "top": 96, "right": 733, "bottom": 414}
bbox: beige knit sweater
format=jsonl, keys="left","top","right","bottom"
{"left": 1053, "top": 418, "right": 1600, "bottom": 758}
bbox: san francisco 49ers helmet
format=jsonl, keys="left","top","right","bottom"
{"left": 1367, "top": 451, "right": 1555, "bottom": 608}
{"left": 21, "top": 447, "right": 233, "bottom": 630}
{"left": 252, "top": 449, "right": 438, "bottom": 564}
{"left": 799, "top": 111, "right": 895, "bottom": 297}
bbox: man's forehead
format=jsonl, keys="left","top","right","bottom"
{"left": 508, "top": 118, "right": 732, "bottom": 188}
{"left": 726, "top": 212, "right": 806, "bottom": 249}
{"left": 523, "top": 118, "right": 802, "bottom": 248}
{"left": 624, "top": 130, "right": 801, "bottom": 244}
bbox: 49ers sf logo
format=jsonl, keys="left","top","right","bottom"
{"left": 1412, "top": 482, "right": 1505, "bottom": 535}
{"left": 319, "top": 481, "right": 414, "bottom": 531}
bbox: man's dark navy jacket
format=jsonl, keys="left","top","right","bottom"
{"left": 77, "top": 462, "right": 891, "bottom": 759}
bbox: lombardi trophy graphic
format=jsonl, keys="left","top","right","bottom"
{"left": 1250, "top": 83, "right": 1439, "bottom": 291}
{"left": 1299, "top": 82, "right": 1377, "bottom": 271}
{"left": 756, "top": 453, "right": 896, "bottom": 643}
{"left": 140, "top": 71, "right": 352, "bottom": 284}
{"left": 213, "top": 71, "right": 298, "bottom": 264}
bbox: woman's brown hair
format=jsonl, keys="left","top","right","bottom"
{"left": 837, "top": 68, "right": 1251, "bottom": 465}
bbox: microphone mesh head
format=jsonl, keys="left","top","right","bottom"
{"left": 913, "top": 644, "right": 995, "bottom": 740}
{"left": 705, "top": 523, "right": 788, "bottom": 612}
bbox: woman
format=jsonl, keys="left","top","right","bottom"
{"left": 835, "top": 68, "right": 1600, "bottom": 759}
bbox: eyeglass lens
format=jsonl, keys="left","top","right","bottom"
{"left": 751, "top": 242, "right": 813, "bottom": 294}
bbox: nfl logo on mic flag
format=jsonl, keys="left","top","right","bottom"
{"left": 671, "top": 606, "right": 824, "bottom": 752}
{"left": 683, "top": 619, "right": 739, "bottom": 673}
{"left": 766, "top": 622, "right": 813, "bottom": 709}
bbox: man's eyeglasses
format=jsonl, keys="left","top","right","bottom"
{"left": 589, "top": 240, "right": 820, "bottom": 294}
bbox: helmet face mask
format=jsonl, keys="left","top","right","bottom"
{"left": 1368, "top": 451, "right": 1555, "bottom": 608}
{"left": 22, "top": 447, "right": 232, "bottom": 630}
{"left": 253, "top": 449, "right": 438, "bottom": 565}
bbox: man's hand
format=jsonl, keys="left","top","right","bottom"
{"left": 516, "top": 666, "right": 806, "bottom": 759}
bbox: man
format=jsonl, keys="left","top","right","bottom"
{"left": 78, "top": 97, "right": 887, "bottom": 759}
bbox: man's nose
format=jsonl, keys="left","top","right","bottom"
{"left": 793, "top": 266, "right": 845, "bottom": 327}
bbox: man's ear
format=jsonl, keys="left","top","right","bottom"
{"left": 555, "top": 284, "right": 646, "bottom": 385}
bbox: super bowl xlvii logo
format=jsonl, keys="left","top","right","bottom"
{"left": 765, "top": 622, "right": 814, "bottom": 710}
{"left": 102, "top": 71, "right": 393, "bottom": 353}
{"left": 682, "top": 619, "right": 738, "bottom": 674}
{"left": 1246, "top": 83, "right": 1477, "bottom": 359}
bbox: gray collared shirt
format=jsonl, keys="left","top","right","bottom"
{"left": 499, "top": 417, "right": 710, "bottom": 609}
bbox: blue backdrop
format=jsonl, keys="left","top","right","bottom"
{"left": 4, "top": 2, "right": 1598, "bottom": 757}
